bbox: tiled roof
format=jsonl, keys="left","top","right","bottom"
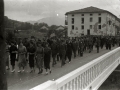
{"left": 65, "top": 6, "right": 106, "bottom": 14}
{"left": 41, "top": 26, "right": 48, "bottom": 30}
{"left": 56, "top": 26, "right": 64, "bottom": 30}
{"left": 65, "top": 6, "right": 117, "bottom": 18}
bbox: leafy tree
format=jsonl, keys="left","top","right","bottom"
{"left": 49, "top": 25, "right": 58, "bottom": 30}
{"left": 5, "top": 31, "right": 15, "bottom": 43}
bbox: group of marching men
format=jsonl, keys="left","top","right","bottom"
{"left": 5, "top": 35, "right": 120, "bottom": 75}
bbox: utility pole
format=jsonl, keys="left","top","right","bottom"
{"left": 0, "top": 0, "right": 7, "bottom": 90}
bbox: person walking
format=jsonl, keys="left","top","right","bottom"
{"left": 72, "top": 40, "right": 77, "bottom": 58}
{"left": 35, "top": 42, "right": 44, "bottom": 74}
{"left": 9, "top": 41, "right": 18, "bottom": 73}
{"left": 88, "top": 38, "right": 92, "bottom": 53}
{"left": 108, "top": 37, "right": 112, "bottom": 50}
{"left": 51, "top": 39, "right": 58, "bottom": 67}
{"left": 56, "top": 39, "right": 61, "bottom": 61}
{"left": 66, "top": 40, "right": 72, "bottom": 63}
{"left": 95, "top": 37, "right": 100, "bottom": 53}
{"left": 44, "top": 43, "right": 51, "bottom": 75}
{"left": 79, "top": 38, "right": 84, "bottom": 56}
{"left": 27, "top": 41, "right": 36, "bottom": 73}
{"left": 17, "top": 41, "right": 27, "bottom": 73}
{"left": 5, "top": 42, "right": 10, "bottom": 70}
{"left": 23, "top": 38, "right": 29, "bottom": 63}
{"left": 105, "top": 37, "right": 109, "bottom": 50}
{"left": 59, "top": 40, "right": 67, "bottom": 67}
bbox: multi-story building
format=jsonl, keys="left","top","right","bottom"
{"left": 116, "top": 18, "right": 120, "bottom": 35}
{"left": 65, "top": 6, "right": 120, "bottom": 37}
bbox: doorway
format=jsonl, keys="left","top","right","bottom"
{"left": 87, "top": 29, "right": 90, "bottom": 35}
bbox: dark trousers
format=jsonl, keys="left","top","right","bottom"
{"left": 29, "top": 55, "right": 34, "bottom": 68}
{"left": 106, "top": 44, "right": 108, "bottom": 50}
{"left": 57, "top": 54, "right": 60, "bottom": 61}
{"left": 97, "top": 46, "right": 99, "bottom": 53}
{"left": 60, "top": 53, "right": 66, "bottom": 67}
{"left": 52, "top": 54, "right": 56, "bottom": 66}
{"left": 78, "top": 48, "right": 83, "bottom": 56}
{"left": 10, "top": 55, "right": 16, "bottom": 67}
{"left": 108, "top": 44, "right": 111, "bottom": 50}
{"left": 89, "top": 45, "right": 92, "bottom": 53}
{"left": 66, "top": 53, "right": 72, "bottom": 62}
{"left": 100, "top": 44, "right": 103, "bottom": 49}
{"left": 73, "top": 50, "right": 76, "bottom": 58}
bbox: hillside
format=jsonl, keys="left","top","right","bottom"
{"left": 28, "top": 16, "right": 65, "bottom": 26}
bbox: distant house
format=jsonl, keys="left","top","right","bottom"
{"left": 41, "top": 26, "right": 49, "bottom": 30}
{"left": 56, "top": 26, "right": 64, "bottom": 31}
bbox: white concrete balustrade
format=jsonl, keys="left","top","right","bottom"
{"left": 30, "top": 47, "right": 120, "bottom": 90}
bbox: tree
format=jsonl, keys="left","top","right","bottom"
{"left": 6, "top": 31, "right": 15, "bottom": 43}
{"left": 33, "top": 23, "right": 39, "bottom": 30}
{"left": 0, "top": 0, "right": 7, "bottom": 90}
{"left": 49, "top": 25, "right": 58, "bottom": 30}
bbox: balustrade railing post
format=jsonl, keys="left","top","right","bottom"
{"left": 78, "top": 75, "right": 80, "bottom": 90}
{"left": 70, "top": 81, "right": 72, "bottom": 90}
{"left": 81, "top": 74, "right": 83, "bottom": 90}
{"left": 89, "top": 68, "right": 92, "bottom": 83}
{"left": 86, "top": 70, "right": 88, "bottom": 86}
{"left": 84, "top": 72, "right": 86, "bottom": 87}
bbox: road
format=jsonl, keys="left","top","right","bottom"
{"left": 7, "top": 46, "right": 118, "bottom": 90}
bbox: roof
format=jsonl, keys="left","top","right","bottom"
{"left": 56, "top": 26, "right": 64, "bottom": 30}
{"left": 65, "top": 6, "right": 117, "bottom": 19}
{"left": 41, "top": 26, "right": 48, "bottom": 30}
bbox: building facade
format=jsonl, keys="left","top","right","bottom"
{"left": 65, "top": 6, "right": 120, "bottom": 37}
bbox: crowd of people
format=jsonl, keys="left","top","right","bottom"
{"left": 5, "top": 35, "right": 120, "bottom": 75}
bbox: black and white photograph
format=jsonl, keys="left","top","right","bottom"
{"left": 0, "top": 0, "right": 120, "bottom": 90}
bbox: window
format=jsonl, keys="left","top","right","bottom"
{"left": 90, "top": 14, "right": 93, "bottom": 16}
{"left": 65, "top": 20, "right": 68, "bottom": 25}
{"left": 109, "top": 20, "right": 111, "bottom": 25}
{"left": 72, "top": 25, "right": 74, "bottom": 30}
{"left": 81, "top": 14, "right": 84, "bottom": 16}
{"left": 98, "top": 13, "right": 101, "bottom": 15}
{"left": 81, "top": 18, "right": 84, "bottom": 24}
{"left": 72, "top": 14, "right": 74, "bottom": 16}
{"left": 98, "top": 25, "right": 101, "bottom": 29}
{"left": 98, "top": 17, "right": 101, "bottom": 23}
{"left": 90, "top": 17, "right": 93, "bottom": 22}
{"left": 81, "top": 25, "right": 84, "bottom": 29}
{"left": 81, "top": 34, "right": 84, "bottom": 36}
{"left": 72, "top": 18, "right": 74, "bottom": 24}
{"left": 90, "top": 25, "right": 92, "bottom": 29}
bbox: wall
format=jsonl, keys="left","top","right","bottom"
{"left": 106, "top": 13, "right": 116, "bottom": 36}
{"left": 67, "top": 12, "right": 116, "bottom": 37}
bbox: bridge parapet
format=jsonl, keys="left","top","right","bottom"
{"left": 30, "top": 47, "right": 120, "bottom": 90}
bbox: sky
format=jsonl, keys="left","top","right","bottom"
{"left": 4, "top": 0, "right": 120, "bottom": 22}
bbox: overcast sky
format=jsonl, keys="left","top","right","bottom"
{"left": 4, "top": 0, "right": 120, "bottom": 22}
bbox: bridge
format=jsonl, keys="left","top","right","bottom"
{"left": 29, "top": 47, "right": 120, "bottom": 90}
{"left": 7, "top": 47, "right": 120, "bottom": 90}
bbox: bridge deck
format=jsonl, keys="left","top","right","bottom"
{"left": 7, "top": 46, "right": 117, "bottom": 90}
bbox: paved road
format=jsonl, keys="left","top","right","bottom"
{"left": 7, "top": 46, "right": 118, "bottom": 90}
